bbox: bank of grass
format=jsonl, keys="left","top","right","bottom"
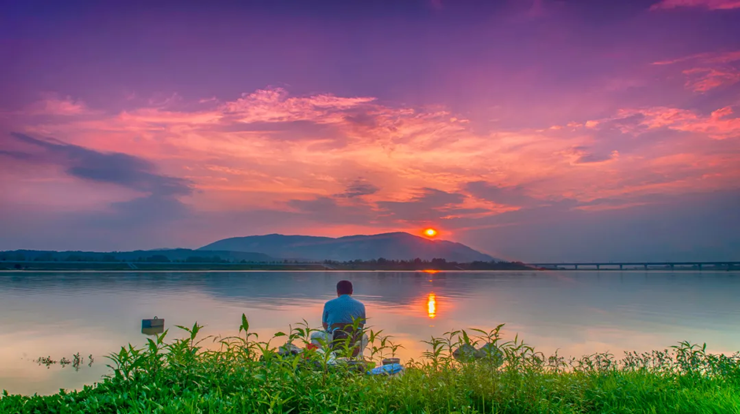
{"left": 2, "top": 316, "right": 739, "bottom": 414}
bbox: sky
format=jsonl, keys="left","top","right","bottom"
{"left": 0, "top": 0, "right": 739, "bottom": 262}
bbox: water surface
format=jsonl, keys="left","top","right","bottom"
{"left": 1, "top": 270, "right": 739, "bottom": 395}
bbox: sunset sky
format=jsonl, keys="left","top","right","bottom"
{"left": 1, "top": 0, "right": 738, "bottom": 261}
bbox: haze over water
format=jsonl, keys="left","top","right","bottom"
{"left": 1, "top": 270, "right": 739, "bottom": 396}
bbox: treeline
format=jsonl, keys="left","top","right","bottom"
{"left": 0, "top": 249, "right": 272, "bottom": 263}
{"left": 0, "top": 252, "right": 279, "bottom": 264}
{"left": 0, "top": 250, "right": 530, "bottom": 270}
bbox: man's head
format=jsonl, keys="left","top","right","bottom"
{"left": 336, "top": 280, "right": 353, "bottom": 296}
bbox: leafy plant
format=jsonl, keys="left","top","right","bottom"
{"left": 3, "top": 318, "right": 739, "bottom": 413}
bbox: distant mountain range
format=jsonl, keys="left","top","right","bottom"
{"left": 1, "top": 232, "right": 497, "bottom": 263}
{"left": 199, "top": 232, "right": 496, "bottom": 262}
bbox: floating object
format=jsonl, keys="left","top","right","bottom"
{"left": 368, "top": 363, "right": 404, "bottom": 376}
{"left": 142, "top": 316, "right": 164, "bottom": 329}
{"left": 141, "top": 316, "right": 164, "bottom": 335}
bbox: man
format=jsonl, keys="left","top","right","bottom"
{"left": 310, "top": 280, "right": 368, "bottom": 356}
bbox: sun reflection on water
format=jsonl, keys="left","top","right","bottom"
{"left": 427, "top": 293, "right": 436, "bottom": 319}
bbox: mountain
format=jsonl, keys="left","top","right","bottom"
{"left": 198, "top": 232, "right": 497, "bottom": 262}
{"left": 0, "top": 249, "right": 273, "bottom": 263}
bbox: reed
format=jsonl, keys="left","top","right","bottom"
{"left": 2, "top": 316, "right": 739, "bottom": 413}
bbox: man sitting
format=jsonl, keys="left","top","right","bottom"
{"left": 310, "top": 280, "right": 368, "bottom": 357}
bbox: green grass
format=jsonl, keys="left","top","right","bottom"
{"left": 1, "top": 316, "right": 739, "bottom": 413}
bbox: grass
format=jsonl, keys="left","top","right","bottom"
{"left": 1, "top": 316, "right": 739, "bottom": 413}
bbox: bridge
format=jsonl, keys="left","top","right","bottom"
{"left": 529, "top": 262, "right": 740, "bottom": 271}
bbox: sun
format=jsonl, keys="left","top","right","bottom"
{"left": 424, "top": 228, "right": 438, "bottom": 238}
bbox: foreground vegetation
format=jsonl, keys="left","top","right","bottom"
{"left": 2, "top": 317, "right": 739, "bottom": 414}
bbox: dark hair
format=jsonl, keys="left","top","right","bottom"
{"left": 336, "top": 280, "right": 353, "bottom": 295}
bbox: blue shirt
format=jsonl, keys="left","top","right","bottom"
{"left": 322, "top": 294, "right": 366, "bottom": 331}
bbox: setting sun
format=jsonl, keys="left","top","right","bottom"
{"left": 424, "top": 228, "right": 437, "bottom": 237}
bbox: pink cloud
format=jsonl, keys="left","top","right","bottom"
{"left": 6, "top": 88, "right": 740, "bottom": 241}
{"left": 27, "top": 94, "right": 91, "bottom": 116}
{"left": 563, "top": 147, "right": 620, "bottom": 165}
{"left": 653, "top": 50, "right": 740, "bottom": 66}
{"left": 220, "top": 87, "right": 376, "bottom": 124}
{"left": 650, "top": 0, "right": 740, "bottom": 10}
{"left": 652, "top": 50, "right": 740, "bottom": 92}
{"left": 147, "top": 93, "right": 183, "bottom": 108}
{"left": 681, "top": 67, "right": 740, "bottom": 91}
{"left": 612, "top": 105, "right": 740, "bottom": 139}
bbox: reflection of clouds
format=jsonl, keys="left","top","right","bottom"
{"left": 2, "top": 271, "right": 740, "bottom": 394}
{"left": 0, "top": 271, "right": 481, "bottom": 308}
{"left": 518, "top": 326, "right": 740, "bottom": 357}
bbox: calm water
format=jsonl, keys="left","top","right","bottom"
{"left": 1, "top": 270, "right": 739, "bottom": 395}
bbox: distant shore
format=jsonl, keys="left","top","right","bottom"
{"left": 0, "top": 262, "right": 530, "bottom": 272}
{"left": 1, "top": 262, "right": 737, "bottom": 272}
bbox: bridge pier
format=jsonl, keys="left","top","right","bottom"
{"left": 574, "top": 264, "right": 578, "bottom": 270}
{"left": 644, "top": 264, "right": 648, "bottom": 270}
{"left": 596, "top": 264, "right": 600, "bottom": 270}
{"left": 698, "top": 263, "right": 702, "bottom": 270}
{"left": 670, "top": 264, "right": 674, "bottom": 270}
{"left": 619, "top": 264, "right": 623, "bottom": 270}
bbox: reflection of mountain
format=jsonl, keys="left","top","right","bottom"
{"left": 199, "top": 232, "right": 496, "bottom": 262}
{"left": 0, "top": 271, "right": 485, "bottom": 308}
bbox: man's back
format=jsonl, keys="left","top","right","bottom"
{"left": 322, "top": 294, "right": 366, "bottom": 330}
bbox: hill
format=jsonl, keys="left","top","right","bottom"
{"left": 199, "top": 232, "right": 496, "bottom": 262}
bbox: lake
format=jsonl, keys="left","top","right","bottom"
{"left": 1, "top": 270, "right": 739, "bottom": 395}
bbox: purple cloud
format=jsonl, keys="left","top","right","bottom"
{"left": 4, "top": 133, "right": 192, "bottom": 196}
